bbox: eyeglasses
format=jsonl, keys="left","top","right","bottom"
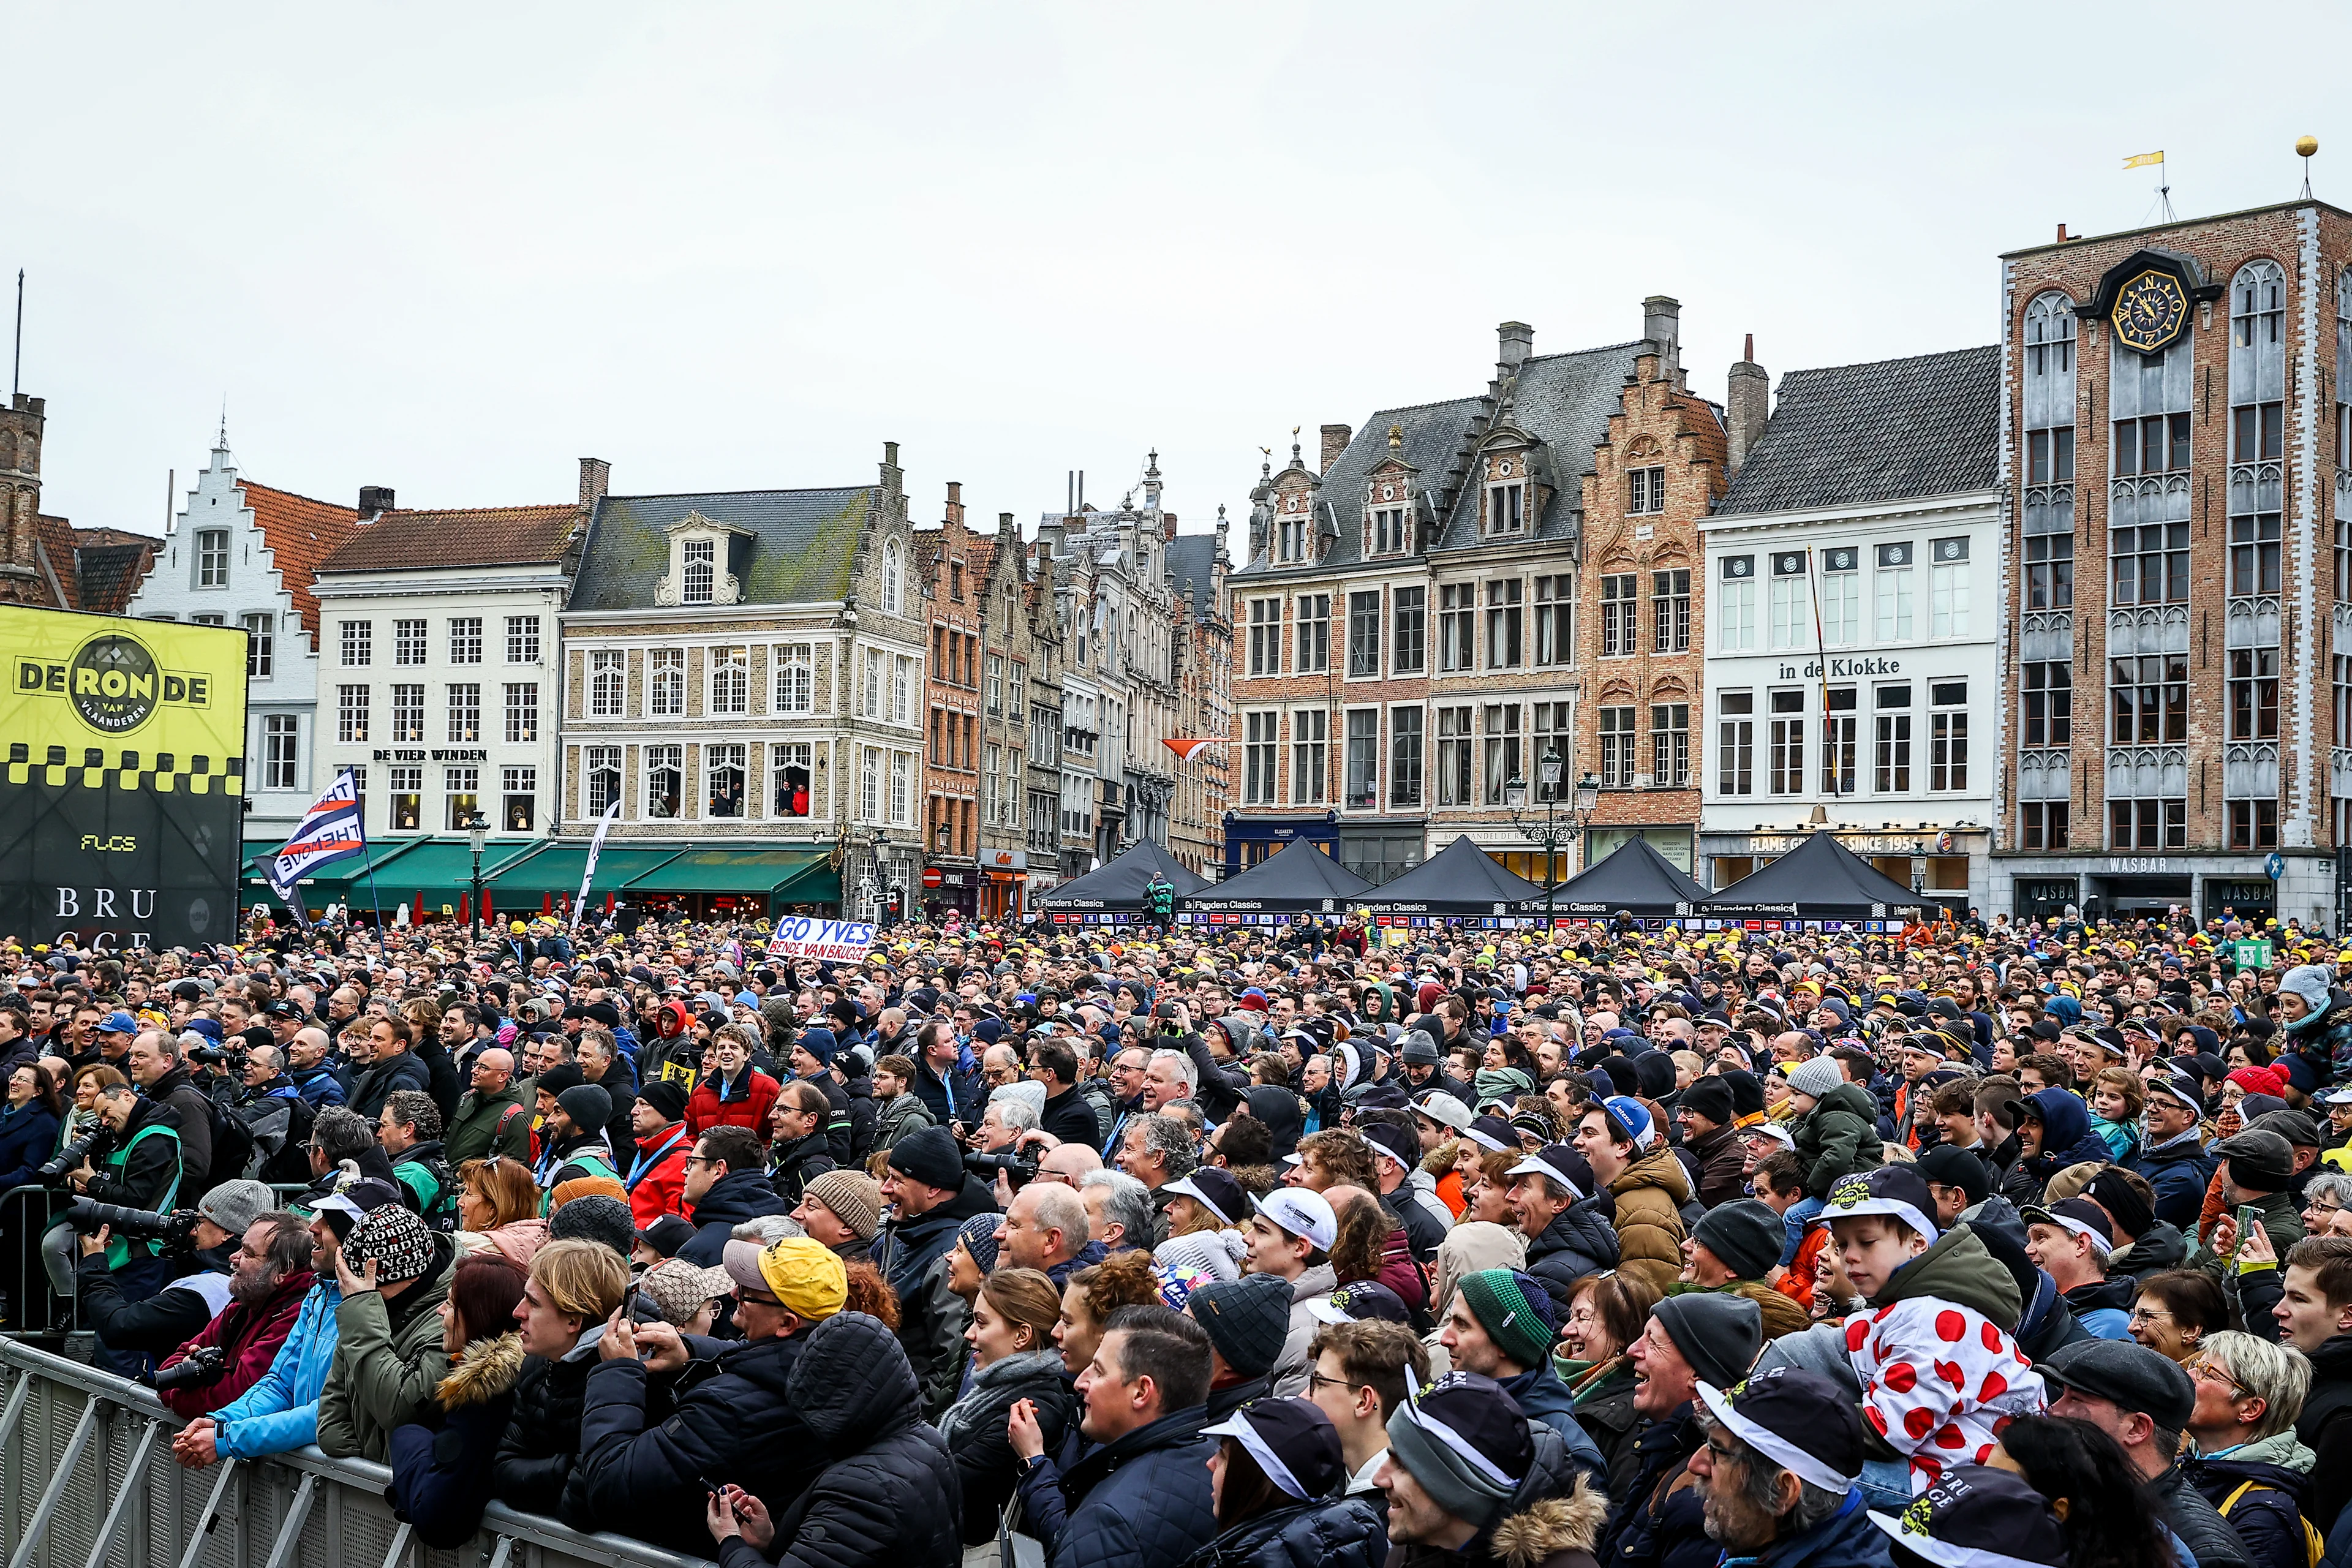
{"left": 2185, "top": 1358, "right": 2255, "bottom": 1398}
{"left": 1305, "top": 1371, "right": 1368, "bottom": 1396}
{"left": 683, "top": 1155, "right": 720, "bottom": 1169}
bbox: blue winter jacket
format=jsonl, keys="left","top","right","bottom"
{"left": 2135, "top": 1129, "right": 2219, "bottom": 1232}
{"left": 1499, "top": 1364, "right": 1610, "bottom": 1487}
{"left": 1749, "top": 1487, "right": 1893, "bottom": 1568}
{"left": 1017, "top": 1403, "right": 1218, "bottom": 1568}
{"left": 0, "top": 1102, "right": 61, "bottom": 1189}
{"left": 211, "top": 1278, "right": 343, "bottom": 1459}
{"left": 2020, "top": 1088, "right": 2114, "bottom": 1189}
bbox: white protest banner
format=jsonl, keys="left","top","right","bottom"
{"left": 766, "top": 916, "right": 878, "bottom": 964}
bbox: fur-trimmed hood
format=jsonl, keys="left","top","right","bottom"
{"left": 433, "top": 1332, "right": 524, "bottom": 1408}
{"left": 1489, "top": 1474, "right": 1607, "bottom": 1568}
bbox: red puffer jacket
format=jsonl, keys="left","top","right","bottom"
{"left": 626, "top": 1123, "right": 694, "bottom": 1229}
{"left": 157, "top": 1268, "right": 317, "bottom": 1418}
{"left": 684, "top": 1068, "right": 780, "bottom": 1140}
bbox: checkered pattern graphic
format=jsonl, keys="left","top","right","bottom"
{"left": 4, "top": 743, "right": 245, "bottom": 796}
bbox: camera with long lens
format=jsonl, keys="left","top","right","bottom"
{"left": 187, "top": 1044, "right": 246, "bottom": 1068}
{"left": 63, "top": 1197, "right": 202, "bottom": 1252}
{"left": 37, "top": 1127, "right": 116, "bottom": 1187}
{"left": 151, "top": 1344, "right": 227, "bottom": 1392}
{"left": 962, "top": 1145, "right": 1041, "bottom": 1190}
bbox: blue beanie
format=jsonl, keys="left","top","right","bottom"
{"left": 796, "top": 1026, "right": 840, "bottom": 1066}
{"left": 973, "top": 1017, "right": 1006, "bottom": 1045}
{"left": 959, "top": 1213, "right": 1003, "bottom": 1273}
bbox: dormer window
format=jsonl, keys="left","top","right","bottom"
{"left": 1277, "top": 494, "right": 1310, "bottom": 563}
{"left": 1628, "top": 467, "right": 1666, "bottom": 514}
{"left": 1487, "top": 482, "right": 1524, "bottom": 537}
{"left": 657, "top": 512, "right": 745, "bottom": 608}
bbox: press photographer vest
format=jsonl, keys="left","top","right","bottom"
{"left": 100, "top": 1121, "right": 183, "bottom": 1267}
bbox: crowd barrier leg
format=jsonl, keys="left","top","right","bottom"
{"left": 175, "top": 1455, "right": 241, "bottom": 1568}
{"left": 81, "top": 1418, "right": 160, "bottom": 1568}
{"left": 7, "top": 1390, "right": 98, "bottom": 1568}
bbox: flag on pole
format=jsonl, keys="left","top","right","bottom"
{"left": 2123, "top": 151, "right": 2165, "bottom": 170}
{"left": 266, "top": 768, "right": 365, "bottom": 906}
{"left": 571, "top": 798, "right": 622, "bottom": 929}
{"left": 1163, "top": 738, "right": 1225, "bottom": 761}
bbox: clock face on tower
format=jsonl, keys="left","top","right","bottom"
{"left": 2111, "top": 268, "right": 2190, "bottom": 355}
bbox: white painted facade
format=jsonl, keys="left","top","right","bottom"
{"left": 1697, "top": 488, "right": 2002, "bottom": 907}
{"left": 122, "top": 443, "right": 333, "bottom": 842}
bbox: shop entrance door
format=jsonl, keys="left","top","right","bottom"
{"left": 2204, "top": 878, "right": 2277, "bottom": 925}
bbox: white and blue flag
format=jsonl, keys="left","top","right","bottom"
{"left": 266, "top": 767, "right": 366, "bottom": 903}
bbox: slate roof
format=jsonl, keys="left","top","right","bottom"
{"left": 1234, "top": 341, "right": 1653, "bottom": 577}
{"left": 320, "top": 503, "right": 576, "bottom": 574}
{"left": 74, "top": 539, "right": 159, "bottom": 613}
{"left": 568, "top": 486, "right": 876, "bottom": 612}
{"left": 1164, "top": 533, "right": 1218, "bottom": 620}
{"left": 238, "top": 481, "right": 361, "bottom": 636}
{"left": 1715, "top": 347, "right": 2001, "bottom": 516}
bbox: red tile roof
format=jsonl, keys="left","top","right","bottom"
{"left": 318, "top": 503, "right": 576, "bottom": 575}
{"left": 30, "top": 513, "right": 80, "bottom": 609}
{"left": 237, "top": 481, "right": 361, "bottom": 639}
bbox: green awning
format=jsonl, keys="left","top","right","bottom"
{"left": 242, "top": 836, "right": 430, "bottom": 889}
{"left": 769, "top": 859, "right": 842, "bottom": 905}
{"left": 484, "top": 843, "right": 688, "bottom": 897}
{"left": 621, "top": 847, "right": 831, "bottom": 896}
{"left": 358, "top": 839, "right": 543, "bottom": 897}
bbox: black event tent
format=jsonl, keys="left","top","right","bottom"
{"left": 1358, "top": 835, "right": 1551, "bottom": 918}
{"left": 1529, "top": 836, "right": 1709, "bottom": 918}
{"left": 1177, "top": 839, "right": 1374, "bottom": 917}
{"left": 1702, "top": 831, "right": 1926, "bottom": 922}
{"left": 1034, "top": 839, "right": 1207, "bottom": 914}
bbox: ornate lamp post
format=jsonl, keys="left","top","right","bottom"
{"left": 464, "top": 810, "right": 489, "bottom": 943}
{"left": 1504, "top": 748, "right": 1602, "bottom": 929}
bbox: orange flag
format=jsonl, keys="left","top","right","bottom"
{"left": 1163, "top": 738, "right": 1224, "bottom": 761}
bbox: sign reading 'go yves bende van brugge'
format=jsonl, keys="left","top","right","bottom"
{"left": 1, "top": 606, "right": 249, "bottom": 949}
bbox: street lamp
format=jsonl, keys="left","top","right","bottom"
{"left": 463, "top": 810, "right": 489, "bottom": 943}
{"left": 1505, "top": 748, "right": 1602, "bottom": 930}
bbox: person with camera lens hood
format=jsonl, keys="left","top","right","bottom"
{"left": 154, "top": 1207, "right": 317, "bottom": 1417}
{"left": 75, "top": 1180, "right": 275, "bottom": 1375}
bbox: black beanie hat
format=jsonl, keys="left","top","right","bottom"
{"left": 1718, "top": 1069, "right": 1766, "bottom": 1118}
{"left": 888, "top": 1125, "right": 965, "bottom": 1191}
{"left": 636, "top": 1080, "right": 690, "bottom": 1123}
{"left": 1679, "top": 1076, "right": 1735, "bottom": 1126}
{"left": 1632, "top": 1052, "right": 1678, "bottom": 1100}
{"left": 537, "top": 1063, "right": 586, "bottom": 1098}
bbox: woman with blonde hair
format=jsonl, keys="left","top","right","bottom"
{"left": 453, "top": 1156, "right": 548, "bottom": 1268}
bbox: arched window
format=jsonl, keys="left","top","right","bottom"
{"left": 881, "top": 538, "right": 903, "bottom": 614}
{"left": 2227, "top": 260, "right": 2288, "bottom": 597}
{"left": 2022, "top": 292, "right": 2077, "bottom": 620}
{"left": 681, "top": 538, "right": 714, "bottom": 604}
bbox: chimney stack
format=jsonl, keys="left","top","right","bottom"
{"left": 578, "top": 458, "right": 611, "bottom": 511}
{"left": 357, "top": 485, "right": 394, "bottom": 522}
{"left": 1319, "top": 424, "right": 1353, "bottom": 473}
{"left": 1497, "top": 321, "right": 1534, "bottom": 377}
{"left": 1726, "top": 334, "right": 1770, "bottom": 478}
{"left": 945, "top": 480, "right": 963, "bottom": 526}
{"left": 1642, "top": 296, "right": 1682, "bottom": 377}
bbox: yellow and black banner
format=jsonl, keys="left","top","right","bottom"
{"left": 0, "top": 606, "right": 248, "bottom": 949}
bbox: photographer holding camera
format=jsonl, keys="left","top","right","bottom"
{"left": 75, "top": 1180, "right": 276, "bottom": 1373}
{"left": 154, "top": 1209, "right": 316, "bottom": 1416}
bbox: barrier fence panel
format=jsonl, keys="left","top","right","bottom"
{"left": 0, "top": 1336, "right": 718, "bottom": 1568}
{"left": 2, "top": 1185, "right": 325, "bottom": 1336}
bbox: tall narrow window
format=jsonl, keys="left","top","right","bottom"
{"left": 448, "top": 617, "right": 483, "bottom": 665}
{"left": 505, "top": 616, "right": 540, "bottom": 663}
{"left": 585, "top": 747, "right": 621, "bottom": 818}
{"left": 390, "top": 765, "right": 423, "bottom": 831}
{"left": 196, "top": 529, "right": 230, "bottom": 588}
{"left": 1291, "top": 709, "right": 1328, "bottom": 804}
{"left": 1599, "top": 707, "right": 1636, "bottom": 788}
{"left": 881, "top": 540, "right": 903, "bottom": 614}
{"left": 1873, "top": 683, "right": 1912, "bottom": 793}
{"left": 1874, "top": 543, "right": 1914, "bottom": 639}
{"left": 2231, "top": 260, "right": 2289, "bottom": 606}
{"left": 1348, "top": 591, "right": 1382, "bottom": 677}
{"left": 706, "top": 744, "right": 745, "bottom": 818}
{"left": 1819, "top": 548, "right": 1859, "bottom": 644}
{"left": 2229, "top": 647, "right": 2281, "bottom": 739}
{"left": 1278, "top": 497, "right": 1310, "bottom": 563}
{"left": 1248, "top": 598, "right": 1282, "bottom": 676}
{"left": 589, "top": 650, "right": 624, "bottom": 716}
{"left": 682, "top": 540, "right": 715, "bottom": 604}
{"left": 1717, "top": 556, "right": 1756, "bottom": 651}
{"left": 395, "top": 619, "right": 427, "bottom": 666}
{"left": 1372, "top": 504, "right": 1411, "bottom": 556}
{"left": 1768, "top": 690, "right": 1805, "bottom": 794}
{"left": 1485, "top": 579, "right": 1523, "bottom": 668}
{"left": 986, "top": 654, "right": 1004, "bottom": 714}
{"left": 1389, "top": 707, "right": 1424, "bottom": 809}
{"left": 447, "top": 683, "right": 481, "bottom": 743}
{"left": 1344, "top": 710, "right": 1379, "bottom": 807}
{"left": 2021, "top": 802, "right": 2069, "bottom": 850}
{"left": 2109, "top": 655, "right": 2188, "bottom": 744}
{"left": 1822, "top": 687, "right": 1855, "bottom": 794}
{"left": 1532, "top": 703, "right": 1568, "bottom": 796}
{"left": 503, "top": 682, "right": 539, "bottom": 743}
{"left": 337, "top": 684, "right": 369, "bottom": 743}
{"left": 1768, "top": 552, "right": 1809, "bottom": 649}
{"left": 1535, "top": 575, "right": 1574, "bottom": 665}
{"left": 1392, "top": 587, "right": 1426, "bottom": 674}
{"left": 1929, "top": 680, "right": 1968, "bottom": 791}
{"left": 1480, "top": 704, "right": 1521, "bottom": 804}
{"left": 1487, "top": 481, "right": 1525, "bottom": 537}
{"left": 341, "top": 620, "right": 373, "bottom": 667}
{"left": 391, "top": 684, "right": 424, "bottom": 742}
{"left": 1627, "top": 467, "right": 1665, "bottom": 515}
{"left": 1438, "top": 585, "right": 1476, "bottom": 672}
{"left": 502, "top": 767, "right": 537, "bottom": 832}
{"left": 774, "top": 644, "right": 814, "bottom": 714}
{"left": 1928, "top": 538, "right": 1971, "bottom": 637}
{"left": 1294, "top": 595, "right": 1330, "bottom": 673}
{"left": 1436, "top": 706, "right": 1473, "bottom": 807}
{"left": 1243, "top": 712, "right": 1278, "bottom": 805}
{"left": 1717, "top": 694, "right": 1754, "bottom": 796}
{"left": 2112, "top": 305, "right": 2194, "bottom": 607}
{"left": 243, "top": 612, "right": 274, "bottom": 679}
{"left": 1599, "top": 574, "right": 1638, "bottom": 657}
{"left": 2022, "top": 663, "right": 2071, "bottom": 747}
{"left": 1651, "top": 703, "right": 1689, "bottom": 787}
{"left": 647, "top": 747, "right": 685, "bottom": 819}
{"left": 709, "top": 646, "right": 748, "bottom": 714}
{"left": 1651, "top": 569, "right": 1690, "bottom": 653}
{"left": 444, "top": 766, "right": 479, "bottom": 831}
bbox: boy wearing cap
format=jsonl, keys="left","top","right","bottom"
{"left": 1569, "top": 1098, "right": 1690, "bottom": 1296}
{"left": 1817, "top": 1167, "right": 2045, "bottom": 1491}
{"left": 1243, "top": 1186, "right": 1341, "bottom": 1397}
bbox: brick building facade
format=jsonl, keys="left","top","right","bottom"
{"left": 914, "top": 485, "right": 984, "bottom": 915}
{"left": 1990, "top": 200, "right": 2352, "bottom": 927}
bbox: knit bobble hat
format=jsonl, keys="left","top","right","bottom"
{"left": 345, "top": 1205, "right": 437, "bottom": 1286}
{"left": 1189, "top": 1272, "right": 1294, "bottom": 1378}
{"left": 1785, "top": 1056, "right": 1843, "bottom": 1100}
{"left": 1456, "top": 1268, "right": 1559, "bottom": 1370}
{"left": 959, "top": 1213, "right": 1003, "bottom": 1275}
{"left": 802, "top": 1170, "right": 883, "bottom": 1242}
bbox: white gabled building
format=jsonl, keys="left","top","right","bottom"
{"left": 1698, "top": 348, "right": 2003, "bottom": 911}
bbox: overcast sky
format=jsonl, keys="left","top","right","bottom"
{"left": 12, "top": 4, "right": 2350, "bottom": 543}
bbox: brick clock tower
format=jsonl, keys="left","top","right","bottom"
{"left": 0, "top": 391, "right": 50, "bottom": 607}
{"left": 1992, "top": 198, "right": 2352, "bottom": 927}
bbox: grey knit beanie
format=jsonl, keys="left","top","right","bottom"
{"left": 1786, "top": 1056, "right": 1843, "bottom": 1100}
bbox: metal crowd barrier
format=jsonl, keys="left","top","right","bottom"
{"left": 0, "top": 1332, "right": 718, "bottom": 1568}
{"left": 2, "top": 1185, "right": 325, "bottom": 1336}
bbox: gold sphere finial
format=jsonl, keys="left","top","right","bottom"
{"left": 2299, "top": 135, "right": 2320, "bottom": 159}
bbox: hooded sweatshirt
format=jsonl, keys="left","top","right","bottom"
{"left": 1849, "top": 1221, "right": 2046, "bottom": 1493}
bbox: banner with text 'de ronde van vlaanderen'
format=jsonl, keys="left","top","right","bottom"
{"left": 0, "top": 607, "right": 249, "bottom": 949}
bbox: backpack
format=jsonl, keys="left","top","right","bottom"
{"left": 192, "top": 1091, "right": 254, "bottom": 1202}
{"left": 255, "top": 1095, "right": 317, "bottom": 1186}
{"left": 2217, "top": 1479, "right": 2324, "bottom": 1568}
{"left": 396, "top": 1151, "right": 461, "bottom": 1232}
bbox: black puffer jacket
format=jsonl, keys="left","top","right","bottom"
{"left": 1522, "top": 1196, "right": 1621, "bottom": 1314}
{"left": 768, "top": 1131, "right": 839, "bottom": 1207}
{"left": 1180, "top": 1495, "right": 1387, "bottom": 1568}
{"left": 714, "top": 1312, "right": 960, "bottom": 1568}
{"left": 492, "top": 1332, "right": 603, "bottom": 1527}
{"left": 575, "top": 1325, "right": 826, "bottom": 1555}
{"left": 935, "top": 1348, "right": 1076, "bottom": 1545}
{"left": 387, "top": 1332, "right": 526, "bottom": 1549}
